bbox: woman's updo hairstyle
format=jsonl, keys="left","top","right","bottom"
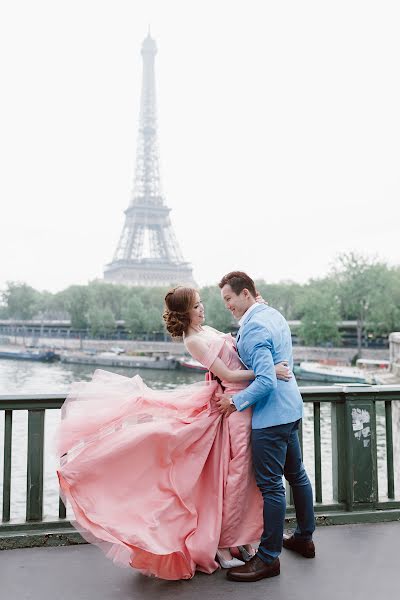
{"left": 163, "top": 286, "right": 197, "bottom": 339}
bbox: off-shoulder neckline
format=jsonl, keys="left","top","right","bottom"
{"left": 184, "top": 325, "right": 224, "bottom": 343}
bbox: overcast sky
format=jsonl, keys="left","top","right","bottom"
{"left": 1, "top": 0, "right": 399, "bottom": 293}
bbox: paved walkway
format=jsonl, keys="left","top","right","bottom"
{"left": 1, "top": 522, "right": 398, "bottom": 600}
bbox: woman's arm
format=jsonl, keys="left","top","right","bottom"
{"left": 209, "top": 357, "right": 255, "bottom": 383}
{"left": 185, "top": 336, "right": 251, "bottom": 383}
{"left": 185, "top": 336, "right": 291, "bottom": 383}
{"left": 207, "top": 358, "right": 291, "bottom": 383}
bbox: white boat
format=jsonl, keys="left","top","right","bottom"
{"left": 295, "top": 361, "right": 376, "bottom": 384}
{"left": 356, "top": 358, "right": 390, "bottom": 370}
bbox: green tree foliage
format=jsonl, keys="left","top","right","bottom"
{"left": 332, "top": 252, "right": 398, "bottom": 353}
{"left": 121, "top": 287, "right": 167, "bottom": 336}
{"left": 86, "top": 282, "right": 128, "bottom": 320}
{"left": 200, "top": 286, "right": 234, "bottom": 331}
{"left": 1, "top": 282, "right": 41, "bottom": 319}
{"left": 2, "top": 256, "right": 400, "bottom": 345}
{"left": 143, "top": 306, "right": 164, "bottom": 334}
{"left": 297, "top": 280, "right": 342, "bottom": 346}
{"left": 58, "top": 285, "right": 90, "bottom": 330}
{"left": 368, "top": 266, "right": 400, "bottom": 335}
{"left": 255, "top": 281, "right": 306, "bottom": 320}
{"left": 122, "top": 296, "right": 146, "bottom": 336}
{"left": 87, "top": 306, "right": 116, "bottom": 337}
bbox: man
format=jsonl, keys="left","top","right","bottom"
{"left": 217, "top": 271, "right": 315, "bottom": 583}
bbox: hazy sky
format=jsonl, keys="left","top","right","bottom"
{"left": 1, "top": 0, "right": 399, "bottom": 292}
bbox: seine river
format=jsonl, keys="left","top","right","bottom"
{"left": 0, "top": 359, "right": 396, "bottom": 521}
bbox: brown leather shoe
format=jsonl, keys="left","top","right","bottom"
{"left": 226, "top": 555, "right": 280, "bottom": 582}
{"left": 282, "top": 533, "right": 315, "bottom": 558}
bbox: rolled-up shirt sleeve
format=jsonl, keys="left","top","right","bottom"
{"left": 232, "top": 323, "right": 277, "bottom": 411}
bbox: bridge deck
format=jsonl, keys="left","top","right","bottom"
{"left": 1, "top": 522, "right": 398, "bottom": 600}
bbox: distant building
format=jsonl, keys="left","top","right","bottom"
{"left": 104, "top": 33, "right": 196, "bottom": 288}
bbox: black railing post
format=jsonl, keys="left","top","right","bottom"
{"left": 344, "top": 391, "right": 378, "bottom": 509}
{"left": 26, "top": 409, "right": 45, "bottom": 521}
{"left": 331, "top": 396, "right": 349, "bottom": 507}
{"left": 2, "top": 410, "right": 13, "bottom": 522}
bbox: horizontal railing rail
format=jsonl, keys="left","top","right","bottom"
{"left": 1, "top": 385, "right": 400, "bottom": 540}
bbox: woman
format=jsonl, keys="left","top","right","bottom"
{"left": 57, "top": 286, "right": 291, "bottom": 580}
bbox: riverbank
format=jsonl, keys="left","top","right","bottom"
{"left": 0, "top": 335, "right": 390, "bottom": 364}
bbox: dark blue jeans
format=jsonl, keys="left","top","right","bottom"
{"left": 252, "top": 419, "right": 315, "bottom": 564}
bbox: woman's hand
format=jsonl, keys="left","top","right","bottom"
{"left": 275, "top": 361, "right": 292, "bottom": 382}
{"left": 255, "top": 293, "right": 268, "bottom": 305}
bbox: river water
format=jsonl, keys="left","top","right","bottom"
{"left": 0, "top": 359, "right": 397, "bottom": 521}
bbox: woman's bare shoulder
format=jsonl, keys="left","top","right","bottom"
{"left": 184, "top": 333, "right": 209, "bottom": 350}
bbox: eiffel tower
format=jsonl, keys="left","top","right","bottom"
{"left": 104, "top": 33, "right": 196, "bottom": 288}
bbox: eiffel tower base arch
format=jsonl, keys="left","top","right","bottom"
{"left": 104, "top": 260, "right": 197, "bottom": 288}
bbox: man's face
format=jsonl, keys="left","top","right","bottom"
{"left": 220, "top": 283, "right": 250, "bottom": 320}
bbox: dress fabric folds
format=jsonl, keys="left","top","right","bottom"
{"left": 56, "top": 331, "right": 263, "bottom": 580}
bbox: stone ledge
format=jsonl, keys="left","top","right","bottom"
{"left": 0, "top": 529, "right": 85, "bottom": 550}
{"left": 2, "top": 509, "right": 400, "bottom": 551}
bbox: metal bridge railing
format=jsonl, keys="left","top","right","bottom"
{"left": 1, "top": 386, "right": 399, "bottom": 542}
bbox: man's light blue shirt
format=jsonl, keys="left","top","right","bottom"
{"left": 232, "top": 303, "right": 303, "bottom": 429}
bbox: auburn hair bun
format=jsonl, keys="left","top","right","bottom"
{"left": 163, "top": 286, "right": 197, "bottom": 339}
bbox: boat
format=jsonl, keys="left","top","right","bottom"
{"left": 356, "top": 358, "right": 390, "bottom": 370}
{"left": 177, "top": 357, "right": 208, "bottom": 373}
{"left": 294, "top": 361, "right": 376, "bottom": 384}
{"left": 61, "top": 352, "right": 178, "bottom": 370}
{"left": 0, "top": 350, "right": 60, "bottom": 362}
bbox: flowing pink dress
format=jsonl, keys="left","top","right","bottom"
{"left": 56, "top": 328, "right": 263, "bottom": 580}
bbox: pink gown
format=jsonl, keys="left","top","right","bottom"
{"left": 56, "top": 328, "right": 263, "bottom": 580}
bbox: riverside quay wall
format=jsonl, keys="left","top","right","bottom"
{"left": 0, "top": 335, "right": 390, "bottom": 364}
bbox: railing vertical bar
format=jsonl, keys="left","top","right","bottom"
{"left": 313, "top": 403, "right": 322, "bottom": 503}
{"left": 331, "top": 398, "right": 347, "bottom": 506}
{"left": 298, "top": 418, "right": 303, "bottom": 454}
{"left": 59, "top": 496, "right": 66, "bottom": 519}
{"left": 290, "top": 418, "right": 304, "bottom": 505}
{"left": 385, "top": 401, "right": 395, "bottom": 500}
{"left": 2, "top": 410, "right": 13, "bottom": 522}
{"left": 289, "top": 480, "right": 294, "bottom": 506}
{"left": 26, "top": 409, "right": 45, "bottom": 521}
{"left": 285, "top": 480, "right": 293, "bottom": 506}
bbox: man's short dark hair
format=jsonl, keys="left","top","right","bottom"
{"left": 218, "top": 271, "right": 257, "bottom": 298}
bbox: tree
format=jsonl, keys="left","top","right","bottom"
{"left": 123, "top": 296, "right": 146, "bottom": 336}
{"left": 59, "top": 285, "right": 90, "bottom": 330}
{"left": 1, "top": 282, "right": 41, "bottom": 319}
{"left": 87, "top": 281, "right": 127, "bottom": 320}
{"left": 142, "top": 306, "right": 164, "bottom": 335}
{"left": 87, "top": 306, "right": 116, "bottom": 337}
{"left": 200, "top": 286, "right": 234, "bottom": 332}
{"left": 255, "top": 281, "right": 306, "bottom": 319}
{"left": 363, "top": 265, "right": 400, "bottom": 338}
{"left": 297, "top": 281, "right": 342, "bottom": 346}
{"left": 333, "top": 253, "right": 390, "bottom": 354}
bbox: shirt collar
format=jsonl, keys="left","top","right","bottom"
{"left": 238, "top": 302, "right": 259, "bottom": 326}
